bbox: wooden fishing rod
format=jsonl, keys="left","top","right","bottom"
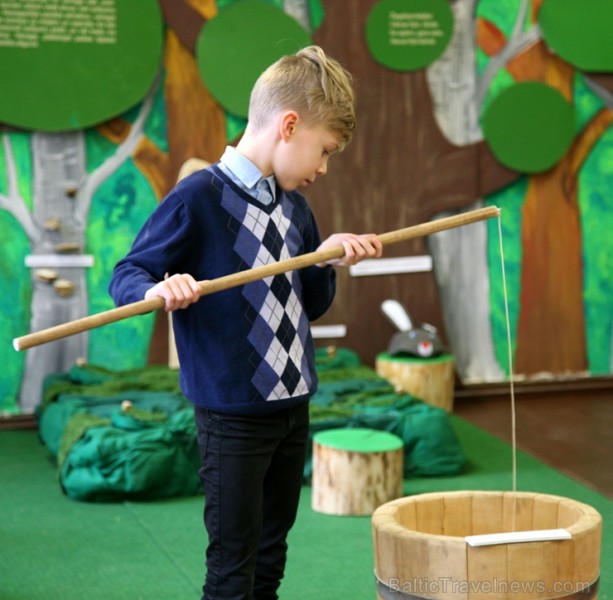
{"left": 13, "top": 205, "right": 500, "bottom": 352}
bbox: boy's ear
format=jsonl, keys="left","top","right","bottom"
{"left": 280, "top": 110, "right": 299, "bottom": 142}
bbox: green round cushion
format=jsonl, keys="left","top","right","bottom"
{"left": 313, "top": 428, "right": 403, "bottom": 453}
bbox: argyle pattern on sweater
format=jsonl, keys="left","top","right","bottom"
{"left": 221, "top": 191, "right": 312, "bottom": 401}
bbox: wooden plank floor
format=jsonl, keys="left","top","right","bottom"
{"left": 454, "top": 386, "right": 613, "bottom": 499}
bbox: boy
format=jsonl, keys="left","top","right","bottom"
{"left": 109, "top": 45, "right": 382, "bottom": 600}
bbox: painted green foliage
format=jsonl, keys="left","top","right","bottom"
{"left": 539, "top": 0, "right": 613, "bottom": 72}
{"left": 84, "top": 98, "right": 165, "bottom": 371}
{"left": 481, "top": 82, "right": 575, "bottom": 173}
{"left": 0, "top": 137, "right": 32, "bottom": 413}
{"left": 478, "top": 0, "right": 613, "bottom": 375}
{"left": 579, "top": 118, "right": 613, "bottom": 373}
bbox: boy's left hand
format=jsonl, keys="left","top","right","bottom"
{"left": 317, "top": 233, "right": 382, "bottom": 267}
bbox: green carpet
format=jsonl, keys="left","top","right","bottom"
{"left": 0, "top": 415, "right": 611, "bottom": 599}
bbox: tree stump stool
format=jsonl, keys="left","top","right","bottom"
{"left": 311, "top": 428, "right": 404, "bottom": 516}
{"left": 375, "top": 352, "right": 456, "bottom": 412}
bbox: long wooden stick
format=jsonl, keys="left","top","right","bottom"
{"left": 13, "top": 206, "right": 500, "bottom": 351}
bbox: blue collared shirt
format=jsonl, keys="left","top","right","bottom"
{"left": 218, "top": 146, "right": 276, "bottom": 205}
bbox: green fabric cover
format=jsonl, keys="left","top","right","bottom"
{"left": 37, "top": 350, "right": 465, "bottom": 502}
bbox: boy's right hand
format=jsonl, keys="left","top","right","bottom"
{"left": 145, "top": 273, "right": 202, "bottom": 312}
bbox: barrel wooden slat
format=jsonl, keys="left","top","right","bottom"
{"left": 570, "top": 514, "right": 602, "bottom": 588}
{"left": 505, "top": 541, "right": 564, "bottom": 599}
{"left": 415, "top": 494, "right": 444, "bottom": 534}
{"left": 502, "top": 492, "right": 535, "bottom": 531}
{"left": 471, "top": 491, "right": 504, "bottom": 535}
{"left": 532, "top": 493, "right": 561, "bottom": 529}
{"left": 443, "top": 491, "right": 473, "bottom": 537}
{"left": 372, "top": 519, "right": 404, "bottom": 584}
{"left": 465, "top": 544, "right": 508, "bottom": 600}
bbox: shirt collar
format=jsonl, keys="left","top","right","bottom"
{"left": 220, "top": 146, "right": 276, "bottom": 201}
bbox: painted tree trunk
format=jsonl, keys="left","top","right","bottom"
{"left": 19, "top": 132, "right": 89, "bottom": 411}
{"left": 515, "top": 167, "right": 585, "bottom": 375}
{"left": 515, "top": 107, "right": 613, "bottom": 375}
{"left": 16, "top": 85, "right": 154, "bottom": 411}
{"left": 511, "top": 45, "right": 611, "bottom": 375}
{"left": 426, "top": 0, "right": 505, "bottom": 382}
{"left": 145, "top": 0, "right": 226, "bottom": 364}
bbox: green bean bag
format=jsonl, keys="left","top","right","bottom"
{"left": 38, "top": 365, "right": 201, "bottom": 502}
{"left": 38, "top": 350, "right": 464, "bottom": 502}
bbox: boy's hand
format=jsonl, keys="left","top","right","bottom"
{"left": 317, "top": 233, "right": 382, "bottom": 267}
{"left": 144, "top": 273, "right": 202, "bottom": 312}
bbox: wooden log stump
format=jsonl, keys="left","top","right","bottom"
{"left": 375, "top": 352, "right": 455, "bottom": 412}
{"left": 312, "top": 428, "right": 404, "bottom": 516}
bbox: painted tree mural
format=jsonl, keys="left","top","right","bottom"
{"left": 476, "top": 0, "right": 613, "bottom": 378}
{"left": 309, "top": 0, "right": 613, "bottom": 382}
{"left": 0, "top": 0, "right": 318, "bottom": 414}
{"left": 430, "top": 0, "right": 611, "bottom": 382}
{"left": 1, "top": 101, "right": 156, "bottom": 411}
{"left": 0, "top": 0, "right": 227, "bottom": 412}
{"left": 0, "top": 0, "right": 165, "bottom": 412}
{"left": 1, "top": 0, "right": 613, "bottom": 417}
{"left": 477, "top": 1, "right": 613, "bottom": 374}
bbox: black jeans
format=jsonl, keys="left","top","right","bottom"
{"left": 194, "top": 402, "right": 309, "bottom": 600}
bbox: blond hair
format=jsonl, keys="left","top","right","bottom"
{"left": 248, "top": 45, "right": 355, "bottom": 150}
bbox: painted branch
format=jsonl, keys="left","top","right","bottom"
{"left": 13, "top": 205, "right": 500, "bottom": 352}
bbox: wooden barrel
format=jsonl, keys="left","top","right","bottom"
{"left": 375, "top": 352, "right": 456, "bottom": 412}
{"left": 372, "top": 491, "right": 602, "bottom": 600}
{"left": 312, "top": 428, "right": 404, "bottom": 516}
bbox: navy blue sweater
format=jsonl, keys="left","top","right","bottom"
{"left": 109, "top": 165, "right": 336, "bottom": 415}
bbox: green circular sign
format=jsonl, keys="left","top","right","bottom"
{"left": 481, "top": 82, "right": 576, "bottom": 174}
{"left": 365, "top": 0, "right": 453, "bottom": 71}
{"left": 196, "top": 0, "right": 312, "bottom": 118}
{"left": 539, "top": 0, "right": 613, "bottom": 72}
{"left": 0, "top": 0, "right": 163, "bottom": 132}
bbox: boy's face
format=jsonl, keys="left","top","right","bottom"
{"left": 274, "top": 121, "right": 341, "bottom": 192}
